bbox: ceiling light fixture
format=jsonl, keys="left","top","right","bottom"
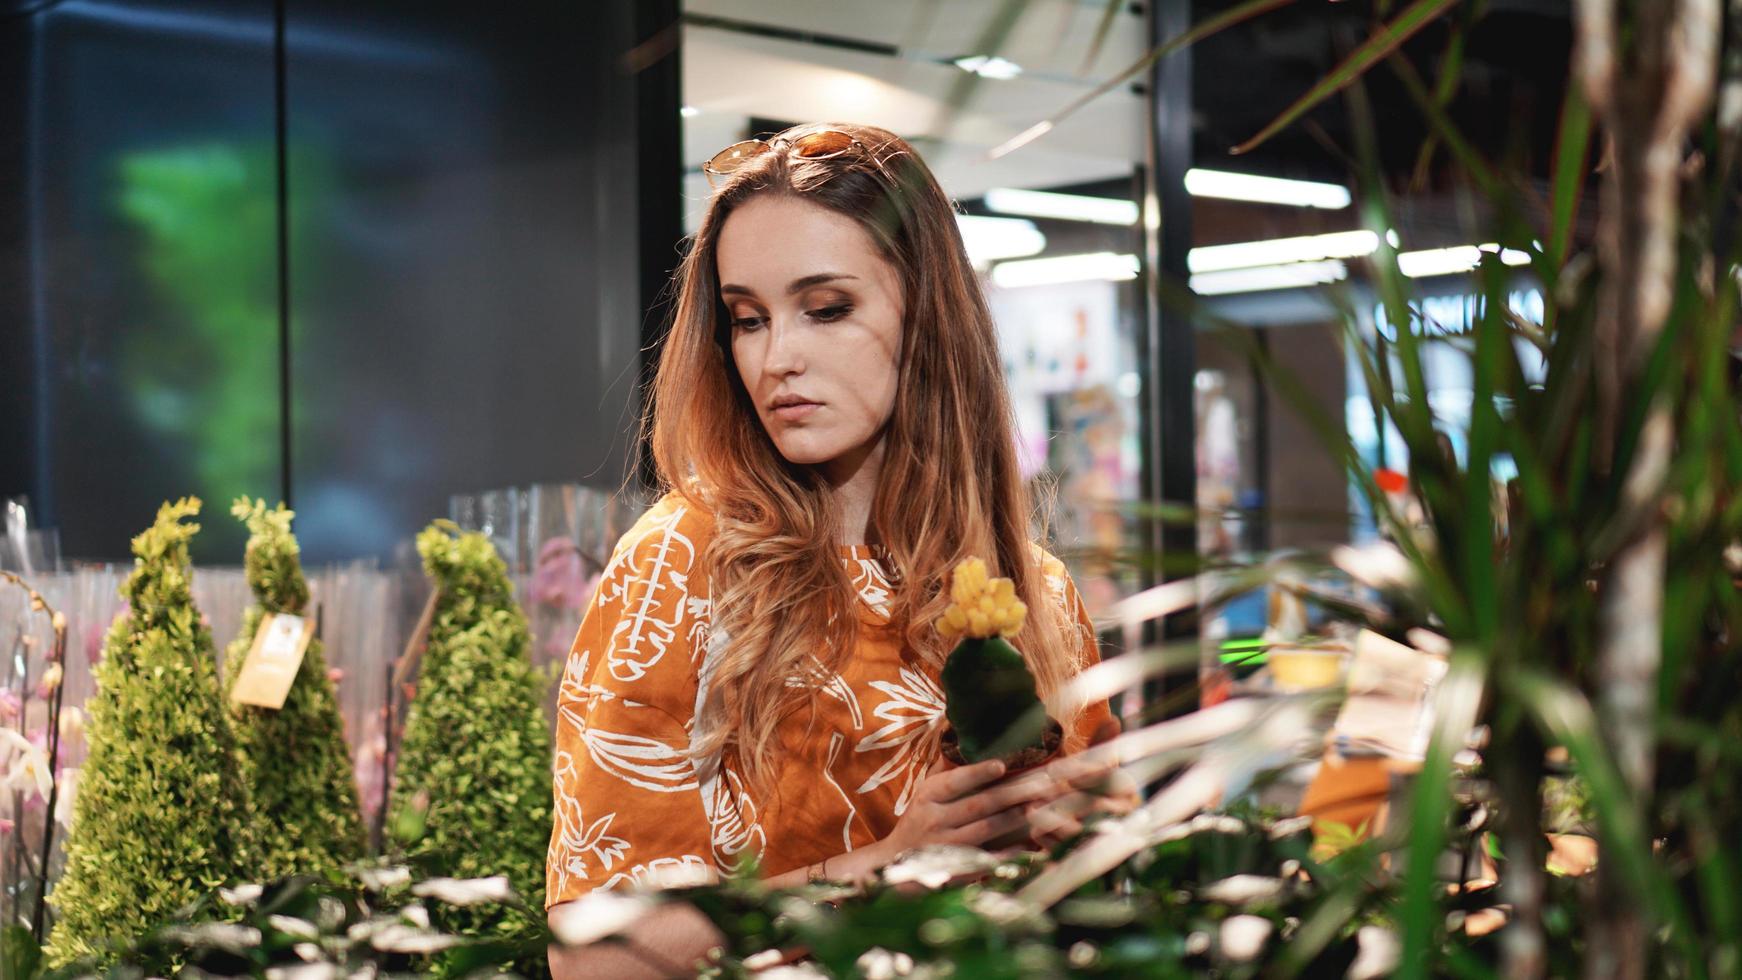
{"left": 1188, "top": 230, "right": 1379, "bottom": 273}
{"left": 1190, "top": 260, "right": 1350, "bottom": 296}
{"left": 982, "top": 188, "right": 1139, "bottom": 225}
{"left": 953, "top": 54, "right": 1023, "bottom": 80}
{"left": 990, "top": 251, "right": 1139, "bottom": 289}
{"left": 1396, "top": 244, "right": 1532, "bottom": 278}
{"left": 956, "top": 215, "right": 1046, "bottom": 267}
{"left": 1184, "top": 168, "right": 1351, "bottom": 209}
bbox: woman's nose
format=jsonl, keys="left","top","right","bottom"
{"left": 764, "top": 318, "right": 806, "bottom": 375}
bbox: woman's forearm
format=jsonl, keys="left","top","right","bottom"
{"left": 548, "top": 842, "right": 896, "bottom": 978}
{"left": 548, "top": 900, "right": 725, "bottom": 980}
{"left": 760, "top": 838, "right": 893, "bottom": 889}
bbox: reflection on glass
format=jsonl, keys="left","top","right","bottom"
{"left": 987, "top": 274, "right": 1142, "bottom": 615}
{"left": 116, "top": 144, "right": 281, "bottom": 510}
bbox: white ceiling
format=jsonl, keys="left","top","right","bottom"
{"left": 681, "top": 0, "right": 1150, "bottom": 230}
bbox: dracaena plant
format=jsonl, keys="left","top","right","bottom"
{"left": 1168, "top": 3, "right": 1742, "bottom": 975}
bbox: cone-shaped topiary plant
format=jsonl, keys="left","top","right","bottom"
{"left": 45, "top": 498, "right": 256, "bottom": 969}
{"left": 223, "top": 497, "right": 365, "bottom": 879}
{"left": 937, "top": 558, "right": 1061, "bottom": 769}
{"left": 388, "top": 521, "right": 552, "bottom": 938}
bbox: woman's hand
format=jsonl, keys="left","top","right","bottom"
{"left": 1024, "top": 716, "right": 1142, "bottom": 850}
{"left": 874, "top": 756, "right": 1077, "bottom": 860}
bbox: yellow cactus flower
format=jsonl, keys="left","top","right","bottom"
{"left": 938, "top": 557, "right": 1028, "bottom": 640}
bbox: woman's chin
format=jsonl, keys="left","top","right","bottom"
{"left": 772, "top": 438, "right": 845, "bottom": 467}
{"left": 770, "top": 427, "right": 885, "bottom": 476}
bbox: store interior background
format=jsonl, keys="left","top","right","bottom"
{"left": 1, "top": 0, "right": 1572, "bottom": 746}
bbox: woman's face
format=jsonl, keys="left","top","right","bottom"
{"left": 716, "top": 194, "right": 906, "bottom": 481}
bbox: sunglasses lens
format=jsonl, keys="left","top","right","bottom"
{"left": 706, "top": 140, "right": 767, "bottom": 177}
{"left": 793, "top": 130, "right": 854, "bottom": 159}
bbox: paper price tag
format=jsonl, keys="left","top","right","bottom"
{"left": 230, "top": 612, "right": 311, "bottom": 710}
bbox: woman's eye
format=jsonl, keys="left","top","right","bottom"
{"left": 809, "top": 304, "right": 853, "bottom": 322}
{"left": 730, "top": 315, "right": 768, "bottom": 330}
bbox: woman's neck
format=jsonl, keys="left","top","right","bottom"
{"left": 820, "top": 431, "right": 887, "bottom": 547}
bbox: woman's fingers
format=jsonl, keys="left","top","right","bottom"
{"left": 953, "top": 803, "right": 1034, "bottom": 846}
{"left": 958, "top": 769, "right": 1064, "bottom": 815}
{"left": 926, "top": 758, "right": 1006, "bottom": 803}
{"left": 1099, "top": 769, "right": 1142, "bottom": 812}
{"left": 1030, "top": 807, "right": 1084, "bottom": 846}
{"left": 1046, "top": 750, "right": 1120, "bottom": 788}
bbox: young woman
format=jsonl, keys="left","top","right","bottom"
{"left": 547, "top": 122, "right": 1134, "bottom": 978}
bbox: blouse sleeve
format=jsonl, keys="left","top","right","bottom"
{"left": 546, "top": 497, "right": 717, "bottom": 908}
{"left": 1038, "top": 551, "right": 1120, "bottom": 754}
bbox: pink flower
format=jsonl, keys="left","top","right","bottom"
{"left": 354, "top": 727, "right": 389, "bottom": 823}
{"left": 85, "top": 608, "right": 124, "bottom": 665}
{"left": 0, "top": 690, "right": 20, "bottom": 722}
{"left": 328, "top": 667, "right": 345, "bottom": 685}
{"left": 530, "top": 538, "right": 592, "bottom": 610}
{"left": 0, "top": 818, "right": 12, "bottom": 835}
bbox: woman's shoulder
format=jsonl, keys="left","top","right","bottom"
{"left": 606, "top": 488, "right": 720, "bottom": 569}
{"left": 1027, "top": 541, "right": 1081, "bottom": 609}
{"left": 576, "top": 490, "right": 718, "bottom": 706}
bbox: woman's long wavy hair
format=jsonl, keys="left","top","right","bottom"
{"left": 648, "top": 122, "right": 1088, "bottom": 798}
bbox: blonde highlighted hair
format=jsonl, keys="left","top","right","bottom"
{"left": 645, "top": 122, "right": 1085, "bottom": 797}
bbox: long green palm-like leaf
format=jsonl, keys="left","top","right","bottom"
{"left": 1545, "top": 84, "right": 1594, "bottom": 276}
{"left": 1518, "top": 671, "right": 1706, "bottom": 975}
{"left": 1397, "top": 652, "right": 1485, "bottom": 979}
{"left": 1230, "top": 0, "right": 1464, "bottom": 155}
{"left": 933, "top": 0, "right": 1033, "bottom": 140}
{"left": 1408, "top": 12, "right": 1469, "bottom": 188}
{"left": 989, "top": 0, "right": 1295, "bottom": 159}
{"left": 1078, "top": 0, "right": 1126, "bottom": 75}
{"left": 1387, "top": 51, "right": 1502, "bottom": 195}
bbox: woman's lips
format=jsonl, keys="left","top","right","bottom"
{"left": 771, "top": 401, "right": 821, "bottom": 422}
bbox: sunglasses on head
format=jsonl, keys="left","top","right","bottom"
{"left": 703, "top": 129, "right": 888, "bottom": 187}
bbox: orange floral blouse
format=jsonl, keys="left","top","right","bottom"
{"left": 544, "top": 491, "right": 1117, "bottom": 908}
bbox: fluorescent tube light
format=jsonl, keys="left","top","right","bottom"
{"left": 1190, "top": 260, "right": 1349, "bottom": 296}
{"left": 1188, "top": 230, "right": 1378, "bottom": 273}
{"left": 990, "top": 252, "right": 1139, "bottom": 289}
{"left": 954, "top": 55, "right": 1023, "bottom": 80}
{"left": 1185, "top": 168, "right": 1351, "bottom": 209}
{"left": 982, "top": 188, "right": 1139, "bottom": 225}
{"left": 955, "top": 214, "right": 1046, "bottom": 267}
{"left": 1396, "top": 243, "right": 1531, "bottom": 278}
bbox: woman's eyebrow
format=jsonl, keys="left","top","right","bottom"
{"left": 720, "top": 272, "right": 859, "bottom": 297}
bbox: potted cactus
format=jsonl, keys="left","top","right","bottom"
{"left": 935, "top": 558, "right": 1063, "bottom": 772}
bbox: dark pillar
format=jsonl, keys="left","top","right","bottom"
{"left": 1139, "top": 0, "right": 1197, "bottom": 717}
{"left": 632, "top": 0, "right": 683, "bottom": 492}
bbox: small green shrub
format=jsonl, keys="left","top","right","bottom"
{"left": 224, "top": 497, "right": 365, "bottom": 879}
{"left": 45, "top": 499, "right": 255, "bottom": 968}
{"left": 388, "top": 522, "right": 552, "bottom": 950}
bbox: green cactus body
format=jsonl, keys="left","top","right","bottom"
{"left": 940, "top": 635, "right": 1051, "bottom": 763}
{"left": 388, "top": 522, "right": 553, "bottom": 946}
{"left": 45, "top": 499, "right": 256, "bottom": 969}
{"left": 223, "top": 498, "right": 365, "bottom": 880}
